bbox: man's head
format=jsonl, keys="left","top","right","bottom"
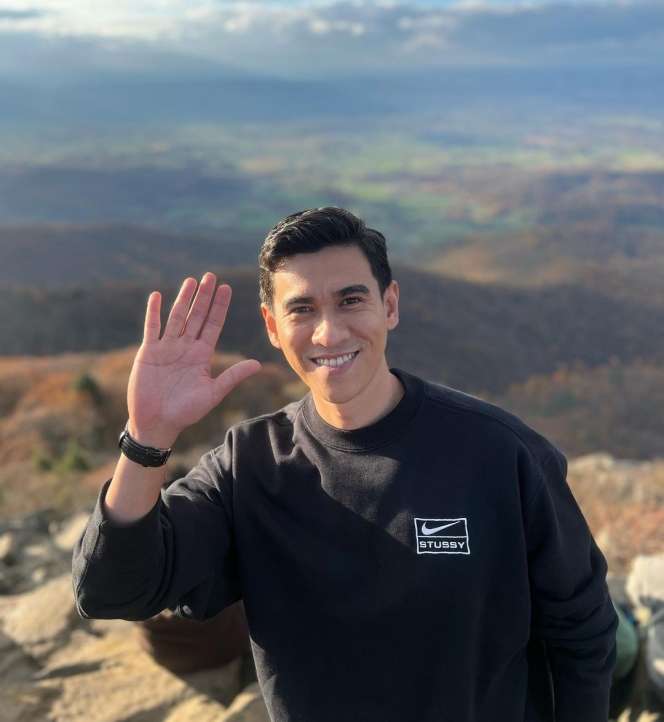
{"left": 258, "top": 207, "right": 400, "bottom": 423}
{"left": 258, "top": 207, "right": 392, "bottom": 311}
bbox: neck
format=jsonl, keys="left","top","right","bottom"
{"left": 311, "top": 362, "right": 405, "bottom": 430}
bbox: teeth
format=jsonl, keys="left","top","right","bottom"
{"left": 314, "top": 352, "right": 356, "bottom": 367}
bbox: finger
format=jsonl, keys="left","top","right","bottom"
{"left": 182, "top": 272, "right": 217, "bottom": 340}
{"left": 212, "top": 359, "right": 262, "bottom": 404}
{"left": 143, "top": 291, "right": 161, "bottom": 344}
{"left": 163, "top": 277, "right": 197, "bottom": 339}
{"left": 198, "top": 284, "right": 232, "bottom": 349}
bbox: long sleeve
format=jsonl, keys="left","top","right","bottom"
{"left": 72, "top": 437, "right": 241, "bottom": 622}
{"left": 523, "top": 441, "right": 618, "bottom": 722}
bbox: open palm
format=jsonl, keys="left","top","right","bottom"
{"left": 127, "top": 272, "right": 262, "bottom": 446}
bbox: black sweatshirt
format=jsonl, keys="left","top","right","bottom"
{"left": 72, "top": 367, "right": 618, "bottom": 722}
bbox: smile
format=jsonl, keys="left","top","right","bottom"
{"left": 311, "top": 350, "right": 360, "bottom": 368}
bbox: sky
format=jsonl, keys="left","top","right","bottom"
{"left": 1, "top": 0, "right": 663, "bottom": 79}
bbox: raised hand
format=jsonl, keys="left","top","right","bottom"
{"left": 126, "top": 272, "right": 262, "bottom": 447}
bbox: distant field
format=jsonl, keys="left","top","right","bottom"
{"left": 1, "top": 110, "right": 662, "bottom": 261}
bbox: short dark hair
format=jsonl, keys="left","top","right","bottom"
{"left": 258, "top": 206, "right": 392, "bottom": 308}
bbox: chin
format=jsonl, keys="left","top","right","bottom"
{"left": 316, "top": 380, "right": 364, "bottom": 405}
{"left": 319, "top": 390, "right": 352, "bottom": 405}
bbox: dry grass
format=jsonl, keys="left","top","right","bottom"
{"left": 0, "top": 348, "right": 300, "bottom": 521}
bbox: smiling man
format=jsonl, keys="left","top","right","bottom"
{"left": 260, "top": 241, "right": 403, "bottom": 429}
{"left": 73, "top": 206, "right": 618, "bottom": 722}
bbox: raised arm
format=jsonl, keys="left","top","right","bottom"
{"left": 72, "top": 272, "right": 262, "bottom": 621}
{"left": 105, "top": 272, "right": 261, "bottom": 523}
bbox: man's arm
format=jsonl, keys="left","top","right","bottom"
{"left": 72, "top": 440, "right": 241, "bottom": 621}
{"left": 523, "top": 443, "right": 618, "bottom": 722}
{"left": 102, "top": 419, "right": 175, "bottom": 525}
{"left": 71, "top": 272, "right": 261, "bottom": 621}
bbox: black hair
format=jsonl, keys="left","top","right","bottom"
{"left": 258, "top": 206, "right": 392, "bottom": 308}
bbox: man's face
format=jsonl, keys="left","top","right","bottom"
{"left": 260, "top": 244, "right": 399, "bottom": 407}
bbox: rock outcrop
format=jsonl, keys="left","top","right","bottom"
{"left": 0, "top": 509, "right": 268, "bottom": 722}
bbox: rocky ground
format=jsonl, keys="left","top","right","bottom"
{"left": 0, "top": 510, "right": 268, "bottom": 722}
{"left": 0, "top": 452, "right": 662, "bottom": 721}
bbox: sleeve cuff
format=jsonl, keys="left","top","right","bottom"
{"left": 96, "top": 477, "right": 162, "bottom": 527}
{"left": 86, "top": 477, "right": 164, "bottom": 561}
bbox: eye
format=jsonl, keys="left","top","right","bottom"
{"left": 290, "top": 306, "right": 312, "bottom": 314}
{"left": 341, "top": 296, "right": 362, "bottom": 306}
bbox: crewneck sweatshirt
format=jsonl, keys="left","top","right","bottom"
{"left": 72, "top": 367, "right": 618, "bottom": 722}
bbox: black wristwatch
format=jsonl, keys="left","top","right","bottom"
{"left": 118, "top": 422, "right": 173, "bottom": 467}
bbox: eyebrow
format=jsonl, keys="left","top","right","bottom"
{"left": 283, "top": 284, "right": 371, "bottom": 308}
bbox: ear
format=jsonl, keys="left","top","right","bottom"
{"left": 383, "top": 280, "right": 399, "bottom": 331}
{"left": 260, "top": 303, "right": 281, "bottom": 349}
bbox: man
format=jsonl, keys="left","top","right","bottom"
{"left": 72, "top": 206, "right": 618, "bottom": 722}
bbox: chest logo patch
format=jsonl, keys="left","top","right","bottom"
{"left": 414, "top": 517, "right": 471, "bottom": 555}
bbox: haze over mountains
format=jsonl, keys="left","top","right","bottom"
{"left": 3, "top": 65, "right": 664, "bottom": 129}
{"left": 0, "top": 0, "right": 662, "bottom": 462}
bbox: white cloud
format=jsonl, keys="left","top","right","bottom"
{"left": 309, "top": 17, "right": 365, "bottom": 33}
{"left": 397, "top": 13, "right": 457, "bottom": 30}
{"left": 0, "top": 0, "right": 662, "bottom": 78}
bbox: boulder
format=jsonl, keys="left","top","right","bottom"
{"left": 0, "top": 530, "right": 18, "bottom": 564}
{"left": 36, "top": 621, "right": 244, "bottom": 722}
{"left": 627, "top": 554, "right": 664, "bottom": 623}
{"left": 134, "top": 602, "right": 251, "bottom": 674}
{"left": 221, "top": 682, "right": 270, "bottom": 722}
{"left": 163, "top": 695, "right": 228, "bottom": 722}
{"left": 52, "top": 512, "right": 91, "bottom": 552}
{"left": 2, "top": 573, "right": 78, "bottom": 659}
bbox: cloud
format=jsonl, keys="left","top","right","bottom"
{"left": 0, "top": 0, "right": 662, "bottom": 79}
{"left": 173, "top": 0, "right": 664, "bottom": 73}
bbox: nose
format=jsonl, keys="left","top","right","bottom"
{"left": 311, "top": 311, "right": 349, "bottom": 348}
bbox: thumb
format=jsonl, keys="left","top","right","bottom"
{"left": 212, "top": 358, "right": 263, "bottom": 404}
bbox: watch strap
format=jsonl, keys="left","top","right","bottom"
{"left": 118, "top": 422, "right": 173, "bottom": 467}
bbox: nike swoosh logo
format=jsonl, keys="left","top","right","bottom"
{"left": 421, "top": 520, "right": 463, "bottom": 535}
